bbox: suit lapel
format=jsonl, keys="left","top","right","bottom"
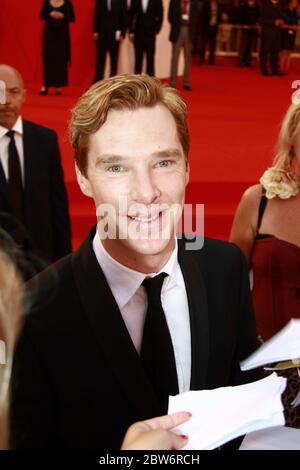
{"left": 22, "top": 121, "right": 39, "bottom": 219}
{"left": 0, "top": 158, "right": 10, "bottom": 205}
{"left": 72, "top": 228, "right": 161, "bottom": 417}
{"left": 178, "top": 238, "right": 209, "bottom": 390}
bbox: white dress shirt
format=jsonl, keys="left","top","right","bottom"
{"left": 93, "top": 231, "right": 191, "bottom": 393}
{"left": 142, "top": 0, "right": 149, "bottom": 13}
{"left": 0, "top": 116, "right": 25, "bottom": 186}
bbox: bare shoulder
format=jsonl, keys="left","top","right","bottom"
{"left": 230, "top": 184, "right": 263, "bottom": 261}
{"left": 239, "top": 184, "right": 262, "bottom": 211}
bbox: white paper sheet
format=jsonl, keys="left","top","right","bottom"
{"left": 240, "top": 319, "right": 300, "bottom": 371}
{"left": 240, "top": 426, "right": 300, "bottom": 450}
{"left": 168, "top": 373, "right": 286, "bottom": 450}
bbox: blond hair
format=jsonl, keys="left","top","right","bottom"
{"left": 69, "top": 74, "right": 190, "bottom": 176}
{"left": 273, "top": 102, "right": 300, "bottom": 172}
{"left": 0, "top": 250, "right": 22, "bottom": 449}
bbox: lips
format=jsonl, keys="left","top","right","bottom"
{"left": 0, "top": 107, "right": 14, "bottom": 113}
{"left": 128, "top": 213, "right": 160, "bottom": 223}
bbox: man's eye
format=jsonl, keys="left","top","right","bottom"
{"left": 157, "top": 160, "right": 172, "bottom": 167}
{"left": 108, "top": 165, "right": 122, "bottom": 173}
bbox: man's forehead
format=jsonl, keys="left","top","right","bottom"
{"left": 0, "top": 68, "right": 24, "bottom": 89}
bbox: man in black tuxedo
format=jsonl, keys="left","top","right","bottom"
{"left": 10, "top": 74, "right": 261, "bottom": 450}
{"left": 0, "top": 65, "right": 71, "bottom": 266}
{"left": 93, "top": 0, "right": 128, "bottom": 82}
{"left": 129, "top": 0, "right": 163, "bottom": 76}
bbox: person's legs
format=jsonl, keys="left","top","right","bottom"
{"left": 270, "top": 30, "right": 281, "bottom": 74}
{"left": 170, "top": 32, "right": 183, "bottom": 87}
{"left": 109, "top": 38, "right": 120, "bottom": 77}
{"left": 208, "top": 26, "right": 218, "bottom": 65}
{"left": 260, "top": 28, "right": 271, "bottom": 75}
{"left": 238, "top": 32, "right": 247, "bottom": 66}
{"left": 199, "top": 29, "right": 208, "bottom": 64}
{"left": 182, "top": 26, "right": 192, "bottom": 87}
{"left": 244, "top": 32, "right": 253, "bottom": 66}
{"left": 134, "top": 36, "right": 144, "bottom": 74}
{"left": 94, "top": 38, "right": 107, "bottom": 82}
{"left": 146, "top": 35, "right": 156, "bottom": 76}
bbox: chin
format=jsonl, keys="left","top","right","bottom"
{"left": 126, "top": 237, "right": 174, "bottom": 257}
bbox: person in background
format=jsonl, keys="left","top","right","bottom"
{"left": 199, "top": 0, "right": 221, "bottom": 65}
{"left": 280, "top": 0, "right": 298, "bottom": 74}
{"left": 259, "top": 0, "right": 284, "bottom": 75}
{"left": 93, "top": 0, "right": 128, "bottom": 83}
{"left": 237, "top": 0, "right": 260, "bottom": 68}
{"left": 0, "top": 65, "right": 72, "bottom": 266}
{"left": 39, "top": 0, "right": 75, "bottom": 96}
{"left": 129, "top": 0, "right": 163, "bottom": 76}
{"left": 168, "top": 0, "right": 202, "bottom": 90}
{"left": 230, "top": 102, "right": 300, "bottom": 428}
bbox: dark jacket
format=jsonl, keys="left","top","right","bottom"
{"left": 10, "top": 228, "right": 261, "bottom": 449}
{"left": 93, "top": 0, "right": 128, "bottom": 38}
{"left": 0, "top": 120, "right": 71, "bottom": 263}
{"left": 168, "top": 0, "right": 202, "bottom": 43}
{"left": 129, "top": 0, "right": 163, "bottom": 36}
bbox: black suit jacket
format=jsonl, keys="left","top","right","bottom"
{"left": 129, "top": 0, "right": 163, "bottom": 37}
{"left": 201, "top": 0, "right": 222, "bottom": 29}
{"left": 10, "top": 228, "right": 261, "bottom": 449}
{"left": 0, "top": 120, "right": 71, "bottom": 263}
{"left": 93, "top": 0, "right": 128, "bottom": 38}
{"left": 168, "top": 0, "right": 202, "bottom": 43}
{"left": 260, "top": 0, "right": 283, "bottom": 28}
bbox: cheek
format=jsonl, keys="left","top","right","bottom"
{"left": 89, "top": 176, "right": 130, "bottom": 205}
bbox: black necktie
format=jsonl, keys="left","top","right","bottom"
{"left": 7, "top": 130, "right": 25, "bottom": 224}
{"left": 140, "top": 273, "right": 179, "bottom": 411}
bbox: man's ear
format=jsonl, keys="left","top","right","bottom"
{"left": 75, "top": 164, "right": 93, "bottom": 198}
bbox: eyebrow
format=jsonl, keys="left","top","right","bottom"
{"left": 96, "top": 149, "right": 182, "bottom": 165}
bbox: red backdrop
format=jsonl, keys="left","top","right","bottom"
{"left": 0, "top": 0, "right": 97, "bottom": 87}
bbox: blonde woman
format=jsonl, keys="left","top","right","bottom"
{"left": 230, "top": 102, "right": 300, "bottom": 428}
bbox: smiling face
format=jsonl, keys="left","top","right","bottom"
{"left": 0, "top": 66, "right": 25, "bottom": 130}
{"left": 76, "top": 104, "right": 190, "bottom": 273}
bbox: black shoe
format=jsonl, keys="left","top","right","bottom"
{"left": 39, "top": 87, "right": 48, "bottom": 95}
{"left": 245, "top": 63, "right": 252, "bottom": 68}
{"left": 183, "top": 84, "right": 192, "bottom": 91}
{"left": 55, "top": 88, "right": 62, "bottom": 96}
{"left": 271, "top": 71, "right": 284, "bottom": 76}
{"left": 261, "top": 70, "right": 270, "bottom": 76}
{"left": 168, "top": 82, "right": 176, "bottom": 88}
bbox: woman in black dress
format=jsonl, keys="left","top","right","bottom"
{"left": 40, "top": 0, "right": 75, "bottom": 95}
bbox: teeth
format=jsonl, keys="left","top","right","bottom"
{"left": 130, "top": 214, "right": 160, "bottom": 223}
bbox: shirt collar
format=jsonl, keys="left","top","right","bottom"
{"left": 92, "top": 231, "right": 184, "bottom": 310}
{"left": 0, "top": 116, "right": 23, "bottom": 139}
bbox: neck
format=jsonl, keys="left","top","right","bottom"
{"left": 101, "top": 238, "right": 176, "bottom": 274}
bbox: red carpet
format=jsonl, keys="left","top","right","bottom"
{"left": 22, "top": 57, "right": 300, "bottom": 247}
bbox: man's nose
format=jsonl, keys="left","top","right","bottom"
{"left": 131, "top": 169, "right": 161, "bottom": 205}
